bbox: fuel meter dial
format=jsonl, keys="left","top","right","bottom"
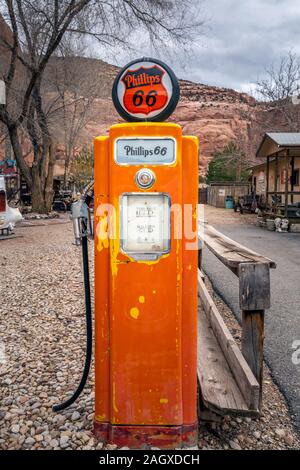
{"left": 135, "top": 169, "right": 156, "bottom": 189}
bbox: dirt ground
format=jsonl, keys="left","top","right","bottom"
{"left": 201, "top": 204, "right": 257, "bottom": 226}
{"left": 0, "top": 214, "right": 299, "bottom": 450}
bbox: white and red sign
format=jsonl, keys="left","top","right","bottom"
{"left": 112, "top": 58, "right": 180, "bottom": 122}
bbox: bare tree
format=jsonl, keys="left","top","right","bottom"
{"left": 256, "top": 51, "right": 300, "bottom": 131}
{"left": 0, "top": 0, "right": 204, "bottom": 212}
{"left": 44, "top": 54, "right": 98, "bottom": 187}
{"left": 0, "top": 1, "right": 95, "bottom": 211}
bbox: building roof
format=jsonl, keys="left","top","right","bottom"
{"left": 256, "top": 132, "right": 300, "bottom": 159}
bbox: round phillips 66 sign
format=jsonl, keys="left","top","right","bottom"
{"left": 112, "top": 58, "right": 180, "bottom": 122}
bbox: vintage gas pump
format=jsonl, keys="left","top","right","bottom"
{"left": 54, "top": 58, "right": 199, "bottom": 449}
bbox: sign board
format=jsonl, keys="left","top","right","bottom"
{"left": 258, "top": 171, "right": 265, "bottom": 183}
{"left": 115, "top": 137, "right": 176, "bottom": 165}
{"left": 218, "top": 189, "right": 225, "bottom": 196}
{"left": 0, "top": 80, "right": 5, "bottom": 105}
{"left": 112, "top": 58, "right": 180, "bottom": 122}
{"left": 281, "top": 169, "right": 288, "bottom": 184}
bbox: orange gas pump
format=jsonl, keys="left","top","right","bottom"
{"left": 53, "top": 58, "right": 199, "bottom": 450}
{"left": 94, "top": 59, "right": 199, "bottom": 448}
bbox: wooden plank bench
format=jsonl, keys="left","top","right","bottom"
{"left": 197, "top": 222, "right": 276, "bottom": 417}
{"left": 198, "top": 272, "right": 259, "bottom": 416}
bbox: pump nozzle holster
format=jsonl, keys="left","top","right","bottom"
{"left": 71, "top": 199, "right": 93, "bottom": 245}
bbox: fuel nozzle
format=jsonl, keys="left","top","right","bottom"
{"left": 71, "top": 194, "right": 93, "bottom": 245}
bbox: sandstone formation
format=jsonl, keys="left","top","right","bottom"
{"left": 0, "top": 13, "right": 292, "bottom": 178}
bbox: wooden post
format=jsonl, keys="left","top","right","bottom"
{"left": 274, "top": 154, "right": 278, "bottom": 203}
{"left": 291, "top": 156, "right": 295, "bottom": 204}
{"left": 198, "top": 242, "right": 203, "bottom": 270}
{"left": 238, "top": 263, "right": 270, "bottom": 411}
{"left": 241, "top": 310, "right": 265, "bottom": 408}
{"left": 266, "top": 155, "right": 270, "bottom": 207}
{"left": 285, "top": 149, "right": 289, "bottom": 216}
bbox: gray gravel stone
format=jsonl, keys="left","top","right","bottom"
{"left": 60, "top": 435, "right": 70, "bottom": 448}
{"left": 71, "top": 411, "right": 80, "bottom": 421}
{"left": 11, "top": 425, "right": 20, "bottom": 434}
{"left": 25, "top": 437, "right": 35, "bottom": 445}
{"left": 229, "top": 440, "right": 241, "bottom": 450}
{"left": 50, "top": 439, "right": 59, "bottom": 448}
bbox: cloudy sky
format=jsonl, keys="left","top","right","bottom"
{"left": 101, "top": 0, "right": 300, "bottom": 94}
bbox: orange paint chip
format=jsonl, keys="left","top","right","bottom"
{"left": 130, "top": 307, "right": 140, "bottom": 319}
{"left": 160, "top": 398, "right": 168, "bottom": 404}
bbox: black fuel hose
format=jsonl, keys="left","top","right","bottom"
{"left": 52, "top": 232, "right": 92, "bottom": 412}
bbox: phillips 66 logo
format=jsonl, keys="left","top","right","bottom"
{"left": 112, "top": 58, "right": 180, "bottom": 122}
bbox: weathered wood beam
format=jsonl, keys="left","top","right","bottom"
{"left": 198, "top": 273, "right": 260, "bottom": 411}
{"left": 238, "top": 262, "right": 270, "bottom": 410}
{"left": 198, "top": 223, "right": 276, "bottom": 274}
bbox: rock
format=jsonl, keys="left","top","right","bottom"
{"left": 81, "top": 433, "right": 90, "bottom": 443}
{"left": 275, "top": 428, "right": 286, "bottom": 439}
{"left": 71, "top": 411, "right": 80, "bottom": 421}
{"left": 253, "top": 431, "right": 261, "bottom": 439}
{"left": 20, "top": 426, "right": 28, "bottom": 435}
{"left": 19, "top": 397, "right": 28, "bottom": 404}
{"left": 229, "top": 440, "right": 241, "bottom": 450}
{"left": 106, "top": 444, "right": 117, "bottom": 450}
{"left": 284, "top": 434, "right": 294, "bottom": 446}
{"left": 35, "top": 434, "right": 44, "bottom": 442}
{"left": 60, "top": 435, "right": 70, "bottom": 448}
{"left": 50, "top": 439, "right": 59, "bottom": 448}
{"left": 31, "top": 402, "right": 40, "bottom": 410}
{"left": 25, "top": 437, "right": 35, "bottom": 445}
{"left": 57, "top": 415, "right": 67, "bottom": 425}
{"left": 3, "top": 378, "right": 12, "bottom": 385}
{"left": 11, "top": 424, "right": 20, "bottom": 434}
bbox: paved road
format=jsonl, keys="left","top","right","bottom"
{"left": 202, "top": 222, "right": 300, "bottom": 432}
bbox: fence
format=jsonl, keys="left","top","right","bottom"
{"left": 197, "top": 223, "right": 276, "bottom": 417}
{"left": 207, "top": 183, "right": 250, "bottom": 208}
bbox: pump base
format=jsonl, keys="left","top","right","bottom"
{"left": 93, "top": 421, "right": 198, "bottom": 449}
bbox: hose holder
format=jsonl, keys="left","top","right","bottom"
{"left": 71, "top": 199, "right": 93, "bottom": 245}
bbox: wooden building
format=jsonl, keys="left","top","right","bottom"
{"left": 251, "top": 133, "right": 300, "bottom": 216}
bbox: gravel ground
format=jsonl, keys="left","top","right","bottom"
{"left": 0, "top": 219, "right": 299, "bottom": 450}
